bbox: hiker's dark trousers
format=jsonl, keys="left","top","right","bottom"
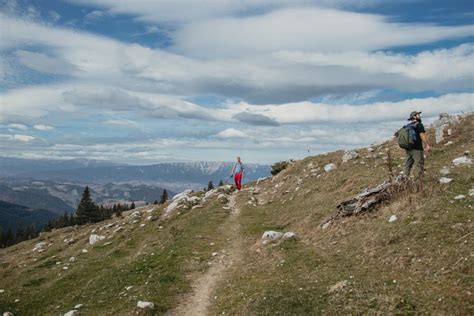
{"left": 404, "top": 149, "right": 424, "bottom": 179}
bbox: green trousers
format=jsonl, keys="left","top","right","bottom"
{"left": 404, "top": 149, "right": 424, "bottom": 179}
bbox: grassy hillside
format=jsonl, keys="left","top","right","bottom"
{"left": 0, "top": 114, "right": 472, "bottom": 315}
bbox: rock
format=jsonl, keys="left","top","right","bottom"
{"left": 433, "top": 113, "right": 458, "bottom": 144}
{"left": 33, "top": 241, "right": 46, "bottom": 252}
{"left": 452, "top": 156, "right": 472, "bottom": 166}
{"left": 444, "top": 141, "right": 453, "bottom": 146}
{"left": 329, "top": 280, "right": 348, "bottom": 293}
{"left": 469, "top": 188, "right": 474, "bottom": 197}
{"left": 388, "top": 215, "right": 397, "bottom": 223}
{"left": 367, "top": 147, "right": 375, "bottom": 152}
{"left": 324, "top": 163, "right": 337, "bottom": 173}
{"left": 82, "top": 249, "right": 88, "bottom": 253}
{"left": 137, "top": 301, "right": 154, "bottom": 310}
{"left": 64, "top": 310, "right": 78, "bottom": 316}
{"left": 454, "top": 195, "right": 466, "bottom": 200}
{"left": 69, "top": 257, "right": 76, "bottom": 262}
{"left": 439, "top": 166, "right": 450, "bottom": 175}
{"left": 217, "top": 194, "right": 228, "bottom": 203}
{"left": 0, "top": 289, "right": 4, "bottom": 293}
{"left": 256, "top": 177, "right": 268, "bottom": 185}
{"left": 439, "top": 177, "right": 453, "bottom": 184}
{"left": 74, "top": 304, "right": 84, "bottom": 309}
{"left": 282, "top": 232, "right": 297, "bottom": 240}
{"left": 261, "top": 231, "right": 284, "bottom": 241}
{"left": 342, "top": 150, "right": 359, "bottom": 162}
{"left": 321, "top": 222, "right": 331, "bottom": 230}
{"left": 3, "top": 312, "right": 14, "bottom": 316}
{"left": 89, "top": 234, "right": 106, "bottom": 245}
{"left": 212, "top": 252, "right": 219, "bottom": 257}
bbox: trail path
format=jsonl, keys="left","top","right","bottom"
{"left": 170, "top": 193, "right": 243, "bottom": 316}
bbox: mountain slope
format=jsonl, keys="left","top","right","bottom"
{"left": 13, "top": 161, "right": 270, "bottom": 191}
{"left": 0, "top": 113, "right": 472, "bottom": 315}
{"left": 0, "top": 201, "right": 58, "bottom": 233}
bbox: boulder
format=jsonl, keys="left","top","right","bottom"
{"left": 324, "top": 163, "right": 337, "bottom": 173}
{"left": 439, "top": 177, "right": 453, "bottom": 184}
{"left": 217, "top": 194, "right": 228, "bottom": 203}
{"left": 433, "top": 113, "right": 458, "bottom": 144}
{"left": 454, "top": 195, "right": 466, "bottom": 200}
{"left": 64, "top": 310, "right": 78, "bottom": 316}
{"left": 89, "top": 234, "right": 106, "bottom": 245}
{"left": 3, "top": 313, "right": 14, "bottom": 316}
{"left": 452, "top": 156, "right": 472, "bottom": 166}
{"left": 261, "top": 231, "right": 284, "bottom": 241}
{"left": 388, "top": 215, "right": 397, "bottom": 223}
{"left": 74, "top": 304, "right": 84, "bottom": 309}
{"left": 469, "top": 188, "right": 474, "bottom": 197}
{"left": 137, "top": 301, "right": 154, "bottom": 310}
{"left": 342, "top": 150, "right": 359, "bottom": 163}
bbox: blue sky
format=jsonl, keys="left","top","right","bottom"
{"left": 0, "top": 0, "right": 473, "bottom": 164}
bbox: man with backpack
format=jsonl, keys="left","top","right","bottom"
{"left": 231, "top": 156, "right": 245, "bottom": 191}
{"left": 398, "top": 111, "right": 431, "bottom": 187}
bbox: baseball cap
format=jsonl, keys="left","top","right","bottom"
{"left": 408, "top": 111, "right": 421, "bottom": 119}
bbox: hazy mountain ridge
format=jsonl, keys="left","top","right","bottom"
{"left": 0, "top": 200, "right": 57, "bottom": 233}
{"left": 6, "top": 160, "right": 271, "bottom": 191}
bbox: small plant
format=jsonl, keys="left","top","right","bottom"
{"left": 271, "top": 160, "right": 289, "bottom": 176}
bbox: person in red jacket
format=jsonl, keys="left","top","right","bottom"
{"left": 231, "top": 156, "right": 245, "bottom": 190}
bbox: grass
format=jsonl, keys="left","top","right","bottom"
{"left": 210, "top": 114, "right": 473, "bottom": 314}
{"left": 1, "top": 114, "right": 472, "bottom": 314}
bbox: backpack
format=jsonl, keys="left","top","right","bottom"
{"left": 395, "top": 122, "right": 418, "bottom": 150}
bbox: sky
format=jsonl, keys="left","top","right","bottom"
{"left": 0, "top": 0, "right": 473, "bottom": 165}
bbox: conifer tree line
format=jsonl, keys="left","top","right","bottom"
{"left": 1, "top": 186, "right": 170, "bottom": 248}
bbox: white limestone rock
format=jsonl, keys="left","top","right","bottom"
{"left": 342, "top": 150, "right": 359, "bottom": 163}
{"left": 439, "top": 177, "right": 453, "bottom": 184}
{"left": 324, "top": 163, "right": 337, "bottom": 173}
{"left": 137, "top": 301, "right": 154, "bottom": 310}
{"left": 89, "top": 234, "right": 106, "bottom": 245}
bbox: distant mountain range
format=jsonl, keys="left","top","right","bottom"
{"left": 0, "top": 158, "right": 271, "bottom": 192}
{"left": 0, "top": 178, "right": 173, "bottom": 213}
{"left": 0, "top": 200, "right": 57, "bottom": 233}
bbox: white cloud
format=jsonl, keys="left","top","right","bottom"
{"left": 216, "top": 128, "right": 248, "bottom": 139}
{"left": 13, "top": 134, "right": 35, "bottom": 142}
{"left": 33, "top": 124, "right": 54, "bottom": 131}
{"left": 172, "top": 8, "right": 474, "bottom": 58}
{"left": 7, "top": 123, "right": 28, "bottom": 130}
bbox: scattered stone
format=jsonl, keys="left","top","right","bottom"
{"left": 321, "top": 222, "right": 331, "bottom": 230}
{"left": 452, "top": 156, "right": 472, "bottom": 166}
{"left": 212, "top": 252, "right": 219, "bottom": 257}
{"left": 137, "top": 301, "right": 154, "bottom": 310}
{"left": 324, "top": 163, "right": 337, "bottom": 173}
{"left": 388, "top": 215, "right": 398, "bottom": 223}
{"left": 342, "top": 150, "right": 359, "bottom": 162}
{"left": 282, "top": 232, "right": 297, "bottom": 240}
{"left": 89, "top": 234, "right": 106, "bottom": 245}
{"left": 0, "top": 289, "right": 4, "bottom": 293}
{"left": 329, "top": 280, "right": 348, "bottom": 293}
{"left": 469, "top": 188, "right": 474, "bottom": 197}
{"left": 33, "top": 241, "right": 46, "bottom": 252}
{"left": 439, "top": 166, "right": 450, "bottom": 175}
{"left": 261, "top": 231, "right": 284, "bottom": 241}
{"left": 367, "top": 147, "right": 375, "bottom": 152}
{"left": 69, "top": 257, "right": 76, "bottom": 262}
{"left": 444, "top": 141, "right": 453, "bottom": 146}
{"left": 140, "top": 224, "right": 146, "bottom": 227}
{"left": 217, "top": 194, "right": 228, "bottom": 203}
{"left": 63, "top": 266, "right": 69, "bottom": 270}
{"left": 126, "top": 286, "right": 133, "bottom": 291}
{"left": 82, "top": 249, "right": 88, "bottom": 253}
{"left": 454, "top": 195, "right": 466, "bottom": 200}
{"left": 64, "top": 310, "right": 78, "bottom": 316}
{"left": 3, "top": 312, "right": 14, "bottom": 316}
{"left": 439, "top": 177, "right": 453, "bottom": 184}
{"left": 74, "top": 304, "right": 84, "bottom": 309}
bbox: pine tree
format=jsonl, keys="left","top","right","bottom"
{"left": 130, "top": 201, "right": 136, "bottom": 210}
{"left": 159, "top": 189, "right": 168, "bottom": 204}
{"left": 207, "top": 181, "right": 214, "bottom": 191}
{"left": 219, "top": 180, "right": 224, "bottom": 186}
{"left": 76, "top": 186, "right": 99, "bottom": 224}
{"left": 153, "top": 200, "right": 158, "bottom": 205}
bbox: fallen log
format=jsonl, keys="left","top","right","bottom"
{"left": 321, "top": 175, "right": 409, "bottom": 227}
